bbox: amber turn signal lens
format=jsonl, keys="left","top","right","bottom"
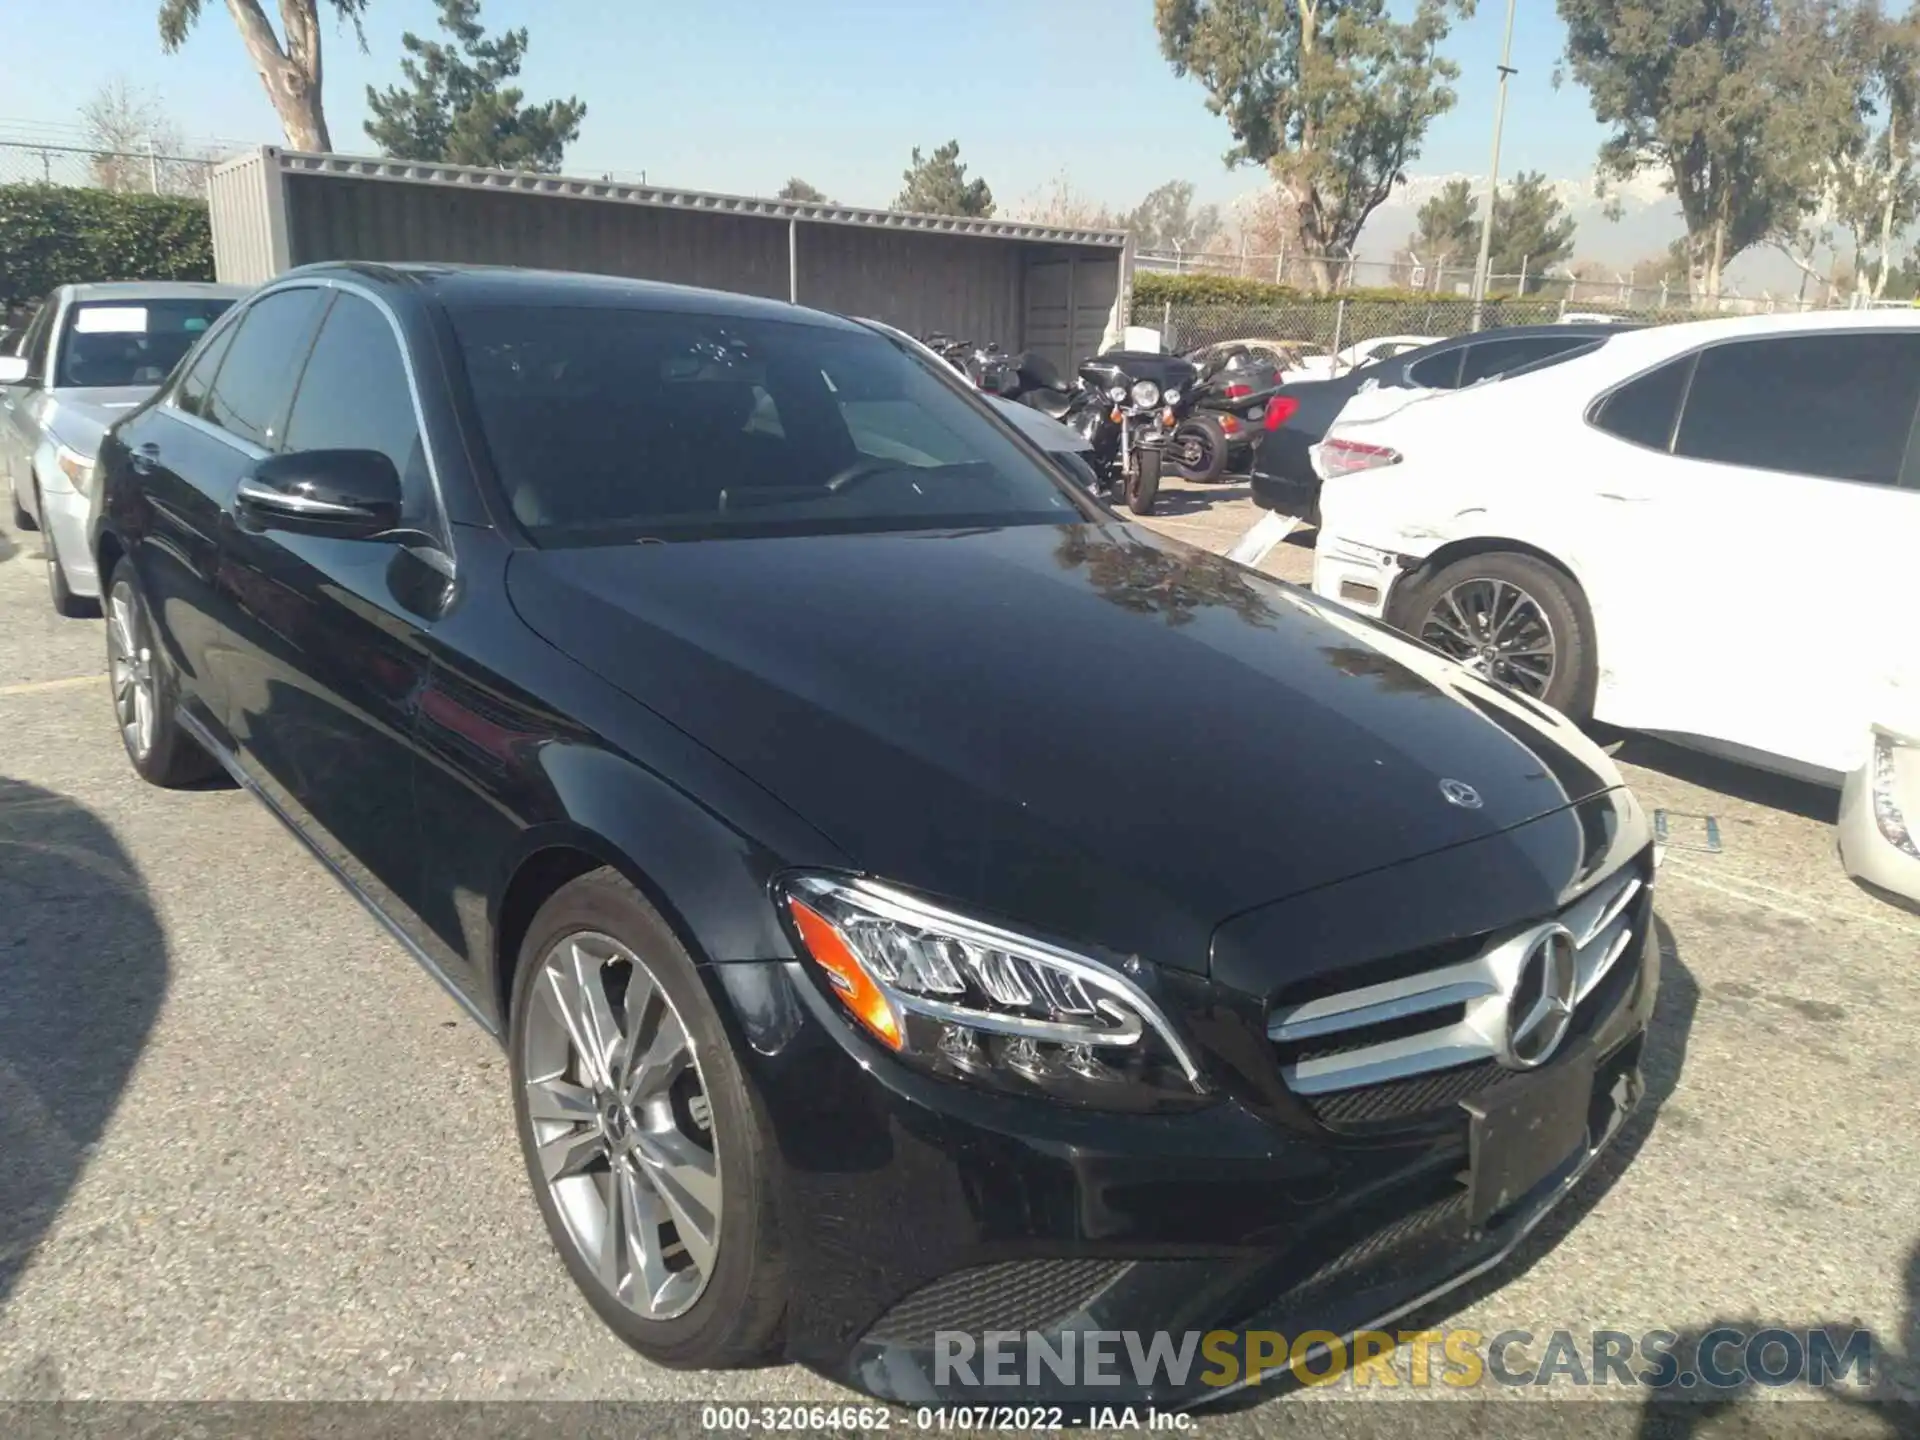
{"left": 787, "top": 897, "right": 903, "bottom": 1049}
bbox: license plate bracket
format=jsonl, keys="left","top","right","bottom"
{"left": 1463, "top": 1055, "right": 1594, "bottom": 1225}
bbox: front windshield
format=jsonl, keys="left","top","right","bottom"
{"left": 448, "top": 303, "right": 1088, "bottom": 544}
{"left": 54, "top": 299, "right": 234, "bottom": 389}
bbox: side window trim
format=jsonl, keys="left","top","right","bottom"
{"left": 1664, "top": 350, "right": 1700, "bottom": 453}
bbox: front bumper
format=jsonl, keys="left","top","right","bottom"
{"left": 1310, "top": 533, "right": 1406, "bottom": 619}
{"left": 1837, "top": 729, "right": 1920, "bottom": 909}
{"left": 721, "top": 890, "right": 1660, "bottom": 1409}
{"left": 41, "top": 477, "right": 99, "bottom": 598}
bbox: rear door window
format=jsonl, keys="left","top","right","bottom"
{"left": 1673, "top": 333, "right": 1920, "bottom": 485}
{"left": 1405, "top": 347, "right": 1465, "bottom": 389}
{"left": 201, "top": 288, "right": 329, "bottom": 450}
{"left": 18, "top": 304, "right": 55, "bottom": 385}
{"left": 174, "top": 320, "right": 239, "bottom": 419}
{"left": 1458, "top": 336, "right": 1585, "bottom": 386}
{"left": 1591, "top": 357, "right": 1692, "bottom": 452}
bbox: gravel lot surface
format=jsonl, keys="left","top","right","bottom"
{"left": 2, "top": 484, "right": 1914, "bottom": 1437}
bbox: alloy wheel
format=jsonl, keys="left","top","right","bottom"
{"left": 1419, "top": 576, "right": 1557, "bottom": 698}
{"left": 1180, "top": 434, "right": 1211, "bottom": 471}
{"left": 108, "top": 586, "right": 156, "bottom": 760}
{"left": 521, "top": 931, "right": 721, "bottom": 1321}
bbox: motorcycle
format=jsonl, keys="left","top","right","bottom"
{"left": 1008, "top": 351, "right": 1176, "bottom": 515}
{"left": 922, "top": 334, "right": 1019, "bottom": 396}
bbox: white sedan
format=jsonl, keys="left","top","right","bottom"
{"left": 1307, "top": 309, "right": 1920, "bottom": 901}
{"left": 1282, "top": 334, "right": 1440, "bottom": 383}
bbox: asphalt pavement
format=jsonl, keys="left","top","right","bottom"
{"left": 2, "top": 486, "right": 1916, "bottom": 1436}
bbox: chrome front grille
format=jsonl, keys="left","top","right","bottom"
{"left": 1268, "top": 865, "right": 1644, "bottom": 1100}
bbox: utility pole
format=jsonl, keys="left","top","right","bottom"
{"left": 1470, "top": 0, "right": 1518, "bottom": 332}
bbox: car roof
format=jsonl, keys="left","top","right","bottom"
{"left": 279, "top": 261, "right": 865, "bottom": 332}
{"left": 1576, "top": 305, "right": 1920, "bottom": 365}
{"left": 62, "top": 281, "right": 252, "bottom": 301}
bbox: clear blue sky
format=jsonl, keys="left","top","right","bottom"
{"left": 2, "top": 0, "right": 1605, "bottom": 211}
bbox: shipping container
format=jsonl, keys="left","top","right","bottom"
{"left": 207, "top": 148, "right": 1129, "bottom": 369}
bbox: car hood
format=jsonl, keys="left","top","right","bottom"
{"left": 505, "top": 522, "right": 1624, "bottom": 974}
{"left": 43, "top": 386, "right": 154, "bottom": 454}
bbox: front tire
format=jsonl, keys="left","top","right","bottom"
{"left": 1396, "top": 551, "right": 1596, "bottom": 717}
{"left": 10, "top": 480, "right": 35, "bottom": 532}
{"left": 509, "top": 868, "right": 787, "bottom": 1369}
{"left": 1127, "top": 445, "right": 1163, "bottom": 515}
{"left": 105, "top": 561, "right": 218, "bottom": 786}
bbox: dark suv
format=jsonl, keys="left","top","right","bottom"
{"left": 90, "top": 264, "right": 1659, "bottom": 1407}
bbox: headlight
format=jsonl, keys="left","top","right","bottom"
{"left": 1107, "top": 385, "right": 1128, "bottom": 403}
{"left": 1871, "top": 728, "right": 1920, "bottom": 859}
{"left": 54, "top": 443, "right": 94, "bottom": 489}
{"left": 1130, "top": 380, "right": 1161, "bottom": 408}
{"left": 781, "top": 873, "right": 1210, "bottom": 1109}
{"left": 1163, "top": 388, "right": 1181, "bottom": 405}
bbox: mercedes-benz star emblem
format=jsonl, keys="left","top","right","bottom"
{"left": 1500, "top": 924, "right": 1578, "bottom": 1069}
{"left": 1438, "top": 778, "right": 1483, "bottom": 809}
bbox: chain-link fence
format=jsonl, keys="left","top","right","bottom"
{"left": 1148, "top": 292, "right": 1874, "bottom": 358}
{"left": 1134, "top": 245, "right": 1857, "bottom": 321}
{"left": 0, "top": 136, "right": 235, "bottom": 197}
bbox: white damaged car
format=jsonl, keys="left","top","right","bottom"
{"left": 1307, "top": 309, "right": 1920, "bottom": 904}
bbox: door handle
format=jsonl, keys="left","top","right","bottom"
{"left": 130, "top": 442, "right": 160, "bottom": 475}
{"left": 1597, "top": 491, "right": 1649, "bottom": 503}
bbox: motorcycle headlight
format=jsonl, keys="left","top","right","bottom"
{"left": 1107, "top": 385, "right": 1128, "bottom": 403}
{"left": 781, "top": 874, "right": 1210, "bottom": 1109}
{"left": 1130, "top": 380, "right": 1161, "bottom": 408}
{"left": 1163, "top": 388, "right": 1181, "bottom": 406}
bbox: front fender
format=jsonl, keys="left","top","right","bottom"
{"left": 494, "top": 739, "right": 847, "bottom": 972}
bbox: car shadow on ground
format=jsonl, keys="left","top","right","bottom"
{"left": 1626, "top": 1244, "right": 1919, "bottom": 1437}
{"left": 0, "top": 775, "right": 167, "bottom": 1308}
{"left": 1592, "top": 726, "right": 1839, "bottom": 826}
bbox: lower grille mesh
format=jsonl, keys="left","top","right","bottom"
{"left": 862, "top": 1259, "right": 1132, "bottom": 1348}
{"left": 1304, "top": 1059, "right": 1508, "bottom": 1128}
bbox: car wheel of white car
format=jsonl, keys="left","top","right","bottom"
{"left": 1400, "top": 552, "right": 1596, "bottom": 718}
{"left": 9, "top": 482, "right": 35, "bottom": 533}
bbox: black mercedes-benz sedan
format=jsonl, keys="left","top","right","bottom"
{"left": 90, "top": 263, "right": 1658, "bottom": 1407}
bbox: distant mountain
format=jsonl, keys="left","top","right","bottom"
{"left": 1334, "top": 169, "right": 1835, "bottom": 297}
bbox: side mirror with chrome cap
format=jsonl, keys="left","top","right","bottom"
{"left": 235, "top": 450, "right": 403, "bottom": 539}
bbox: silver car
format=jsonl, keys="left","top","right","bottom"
{"left": 0, "top": 281, "right": 247, "bottom": 613}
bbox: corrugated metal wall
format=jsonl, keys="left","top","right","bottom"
{"left": 792, "top": 224, "right": 1022, "bottom": 349}
{"left": 284, "top": 176, "right": 793, "bottom": 298}
{"left": 1020, "top": 252, "right": 1122, "bottom": 372}
{"left": 207, "top": 152, "right": 1128, "bottom": 365}
{"left": 206, "top": 151, "right": 281, "bottom": 285}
